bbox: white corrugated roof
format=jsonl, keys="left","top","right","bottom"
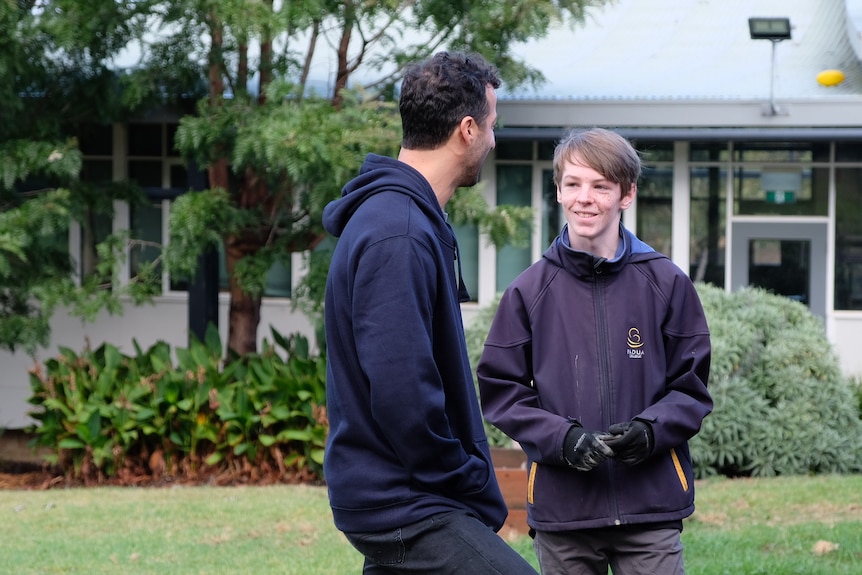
{"left": 503, "top": 0, "right": 862, "bottom": 101}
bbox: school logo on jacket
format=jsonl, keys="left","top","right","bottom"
{"left": 626, "top": 327, "right": 645, "bottom": 359}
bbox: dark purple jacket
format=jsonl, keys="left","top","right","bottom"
{"left": 477, "top": 225, "right": 712, "bottom": 531}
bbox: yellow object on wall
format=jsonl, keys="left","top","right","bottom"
{"left": 816, "top": 69, "right": 845, "bottom": 86}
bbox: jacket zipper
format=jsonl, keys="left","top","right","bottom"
{"left": 594, "top": 265, "right": 621, "bottom": 524}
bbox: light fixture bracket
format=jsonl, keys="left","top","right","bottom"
{"left": 748, "top": 17, "right": 792, "bottom": 116}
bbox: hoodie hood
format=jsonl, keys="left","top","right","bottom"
{"left": 323, "top": 153, "right": 445, "bottom": 238}
{"left": 322, "top": 153, "right": 471, "bottom": 302}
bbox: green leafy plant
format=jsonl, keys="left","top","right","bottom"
{"left": 26, "top": 325, "right": 327, "bottom": 483}
{"left": 208, "top": 329, "right": 327, "bottom": 478}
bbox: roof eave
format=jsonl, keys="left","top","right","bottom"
{"left": 496, "top": 98, "right": 862, "bottom": 129}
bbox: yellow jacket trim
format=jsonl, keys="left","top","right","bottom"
{"left": 527, "top": 462, "right": 537, "bottom": 505}
{"left": 670, "top": 448, "right": 689, "bottom": 492}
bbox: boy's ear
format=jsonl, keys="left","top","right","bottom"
{"left": 620, "top": 183, "right": 637, "bottom": 209}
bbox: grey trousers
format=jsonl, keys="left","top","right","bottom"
{"left": 533, "top": 526, "right": 684, "bottom": 575}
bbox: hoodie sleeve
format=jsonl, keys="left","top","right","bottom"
{"left": 352, "top": 233, "right": 492, "bottom": 495}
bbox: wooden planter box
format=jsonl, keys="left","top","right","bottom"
{"left": 491, "top": 447, "right": 529, "bottom": 538}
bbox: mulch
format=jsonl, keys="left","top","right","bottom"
{"left": 0, "top": 461, "right": 62, "bottom": 490}
{"left": 0, "top": 459, "right": 324, "bottom": 490}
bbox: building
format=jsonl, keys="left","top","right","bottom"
{"left": 1, "top": 0, "right": 861, "bottom": 429}
{"left": 471, "top": 0, "right": 862, "bottom": 378}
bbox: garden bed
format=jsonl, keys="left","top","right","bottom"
{"left": 491, "top": 447, "right": 529, "bottom": 538}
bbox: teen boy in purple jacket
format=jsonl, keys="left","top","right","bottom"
{"left": 477, "top": 128, "right": 712, "bottom": 575}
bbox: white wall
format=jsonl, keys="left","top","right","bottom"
{"left": 830, "top": 314, "right": 862, "bottom": 380}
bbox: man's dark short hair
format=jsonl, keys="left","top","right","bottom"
{"left": 399, "top": 51, "right": 501, "bottom": 150}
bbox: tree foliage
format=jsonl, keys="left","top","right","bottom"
{"left": 4, "top": 0, "right": 610, "bottom": 355}
{"left": 0, "top": 0, "right": 159, "bottom": 354}
{"left": 119, "top": 0, "right": 609, "bottom": 355}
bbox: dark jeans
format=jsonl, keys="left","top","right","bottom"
{"left": 344, "top": 510, "right": 539, "bottom": 575}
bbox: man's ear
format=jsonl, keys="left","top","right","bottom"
{"left": 459, "top": 116, "right": 476, "bottom": 143}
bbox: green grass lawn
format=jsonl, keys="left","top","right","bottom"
{"left": 0, "top": 475, "right": 860, "bottom": 574}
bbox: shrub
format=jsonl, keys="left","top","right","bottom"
{"left": 852, "top": 374, "right": 862, "bottom": 420}
{"left": 26, "top": 325, "right": 326, "bottom": 484}
{"left": 691, "top": 284, "right": 862, "bottom": 477}
{"left": 465, "top": 297, "right": 515, "bottom": 447}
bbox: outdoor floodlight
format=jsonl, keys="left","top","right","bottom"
{"left": 748, "top": 17, "right": 792, "bottom": 116}
{"left": 748, "top": 17, "right": 792, "bottom": 41}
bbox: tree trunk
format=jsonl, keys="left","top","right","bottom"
{"left": 227, "top": 280, "right": 261, "bottom": 356}
{"left": 332, "top": 6, "right": 354, "bottom": 108}
{"left": 224, "top": 233, "right": 262, "bottom": 356}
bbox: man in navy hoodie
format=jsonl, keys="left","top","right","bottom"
{"left": 322, "top": 51, "right": 538, "bottom": 574}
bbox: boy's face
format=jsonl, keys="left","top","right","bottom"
{"left": 556, "top": 154, "right": 635, "bottom": 259}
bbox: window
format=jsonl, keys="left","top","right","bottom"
{"left": 128, "top": 123, "right": 163, "bottom": 156}
{"left": 216, "top": 242, "right": 293, "bottom": 298}
{"left": 77, "top": 154, "right": 114, "bottom": 283}
{"left": 452, "top": 223, "right": 479, "bottom": 301}
{"left": 636, "top": 142, "right": 674, "bottom": 257}
{"left": 732, "top": 141, "right": 828, "bottom": 163}
{"left": 691, "top": 142, "right": 730, "bottom": 162}
{"left": 836, "top": 142, "right": 862, "bottom": 162}
{"left": 129, "top": 160, "right": 163, "bottom": 187}
{"left": 835, "top": 167, "right": 862, "bottom": 310}
{"left": 690, "top": 165, "right": 726, "bottom": 287}
{"left": 264, "top": 261, "right": 292, "bottom": 298}
{"left": 495, "top": 164, "right": 532, "bottom": 292}
{"left": 732, "top": 167, "right": 827, "bottom": 216}
{"left": 636, "top": 165, "right": 673, "bottom": 257}
{"left": 541, "top": 169, "right": 560, "bottom": 250}
{"left": 78, "top": 124, "right": 113, "bottom": 156}
{"left": 130, "top": 202, "right": 163, "bottom": 288}
{"left": 638, "top": 142, "right": 674, "bottom": 163}
{"left": 537, "top": 140, "right": 557, "bottom": 161}
{"left": 79, "top": 211, "right": 113, "bottom": 284}
{"left": 496, "top": 141, "right": 533, "bottom": 161}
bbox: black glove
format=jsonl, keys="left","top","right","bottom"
{"left": 563, "top": 426, "right": 614, "bottom": 471}
{"left": 602, "top": 420, "right": 653, "bottom": 465}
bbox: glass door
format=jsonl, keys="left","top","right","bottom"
{"left": 730, "top": 221, "right": 827, "bottom": 319}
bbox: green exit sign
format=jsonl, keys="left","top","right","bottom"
{"left": 766, "top": 190, "right": 796, "bottom": 204}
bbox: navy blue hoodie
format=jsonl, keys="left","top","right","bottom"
{"left": 322, "top": 153, "right": 507, "bottom": 534}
